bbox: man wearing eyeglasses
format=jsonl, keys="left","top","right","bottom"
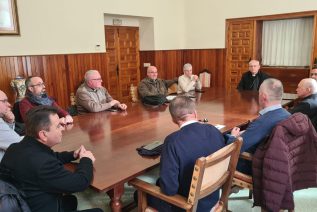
{"left": 0, "top": 90, "right": 22, "bottom": 161}
{"left": 19, "top": 76, "right": 73, "bottom": 123}
{"left": 76, "top": 70, "right": 127, "bottom": 114}
{"left": 310, "top": 67, "right": 317, "bottom": 81}
{"left": 237, "top": 60, "right": 270, "bottom": 91}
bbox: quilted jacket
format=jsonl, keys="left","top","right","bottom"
{"left": 252, "top": 113, "right": 317, "bottom": 212}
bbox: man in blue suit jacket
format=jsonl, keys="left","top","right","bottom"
{"left": 289, "top": 78, "right": 317, "bottom": 130}
{"left": 148, "top": 96, "right": 225, "bottom": 212}
{"left": 227, "top": 78, "right": 290, "bottom": 174}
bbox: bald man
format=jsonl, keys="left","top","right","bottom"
{"left": 227, "top": 78, "right": 290, "bottom": 174}
{"left": 289, "top": 78, "right": 317, "bottom": 129}
{"left": 237, "top": 60, "right": 270, "bottom": 91}
{"left": 76, "top": 70, "right": 127, "bottom": 114}
{"left": 0, "top": 90, "right": 22, "bottom": 160}
{"left": 138, "top": 66, "right": 177, "bottom": 105}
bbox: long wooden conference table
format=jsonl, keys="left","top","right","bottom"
{"left": 53, "top": 87, "right": 295, "bottom": 212}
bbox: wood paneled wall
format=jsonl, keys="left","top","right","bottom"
{"left": 1, "top": 49, "right": 226, "bottom": 110}
{"left": 261, "top": 67, "right": 310, "bottom": 93}
{"left": 139, "top": 49, "right": 226, "bottom": 87}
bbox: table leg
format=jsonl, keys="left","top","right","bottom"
{"left": 107, "top": 184, "right": 124, "bottom": 212}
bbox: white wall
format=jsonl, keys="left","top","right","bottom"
{"left": 0, "top": 0, "right": 184, "bottom": 56}
{"left": 184, "top": 0, "right": 317, "bottom": 49}
{"left": 0, "top": 0, "right": 317, "bottom": 56}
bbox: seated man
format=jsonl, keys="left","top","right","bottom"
{"left": 138, "top": 66, "right": 177, "bottom": 105}
{"left": 76, "top": 70, "right": 127, "bottom": 114}
{"left": 177, "top": 63, "right": 202, "bottom": 93}
{"left": 227, "top": 78, "right": 290, "bottom": 174}
{"left": 0, "top": 106, "right": 103, "bottom": 212}
{"left": 20, "top": 76, "right": 73, "bottom": 123}
{"left": 0, "top": 90, "right": 23, "bottom": 161}
{"left": 310, "top": 67, "right": 317, "bottom": 81}
{"left": 289, "top": 78, "right": 317, "bottom": 129}
{"left": 237, "top": 59, "right": 270, "bottom": 91}
{"left": 147, "top": 96, "right": 225, "bottom": 211}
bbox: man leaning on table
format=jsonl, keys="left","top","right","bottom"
{"left": 289, "top": 78, "right": 317, "bottom": 130}
{"left": 76, "top": 70, "right": 127, "bottom": 114}
{"left": 138, "top": 66, "right": 177, "bottom": 106}
{"left": 227, "top": 78, "right": 290, "bottom": 174}
{"left": 177, "top": 63, "right": 202, "bottom": 93}
{"left": 0, "top": 105, "right": 102, "bottom": 212}
{"left": 144, "top": 96, "right": 225, "bottom": 212}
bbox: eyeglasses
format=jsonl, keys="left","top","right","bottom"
{"left": 0, "top": 99, "right": 8, "bottom": 103}
{"left": 30, "top": 82, "right": 45, "bottom": 87}
{"left": 91, "top": 78, "right": 102, "bottom": 81}
{"left": 311, "top": 73, "right": 317, "bottom": 76}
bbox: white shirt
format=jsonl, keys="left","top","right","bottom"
{"left": 0, "top": 118, "right": 23, "bottom": 161}
{"left": 177, "top": 75, "right": 202, "bottom": 93}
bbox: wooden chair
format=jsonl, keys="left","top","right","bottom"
{"left": 167, "top": 82, "right": 178, "bottom": 95}
{"left": 130, "top": 84, "right": 139, "bottom": 103}
{"left": 129, "top": 138, "right": 243, "bottom": 212}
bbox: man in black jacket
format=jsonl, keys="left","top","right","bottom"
{"left": 289, "top": 78, "right": 317, "bottom": 130}
{"left": 237, "top": 60, "right": 270, "bottom": 91}
{"left": 0, "top": 106, "right": 103, "bottom": 212}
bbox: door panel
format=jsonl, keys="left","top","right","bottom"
{"left": 226, "top": 20, "right": 254, "bottom": 90}
{"left": 105, "top": 26, "right": 140, "bottom": 102}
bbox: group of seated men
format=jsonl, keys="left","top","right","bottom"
{"left": 0, "top": 60, "right": 317, "bottom": 211}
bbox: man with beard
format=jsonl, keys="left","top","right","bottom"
{"left": 19, "top": 76, "right": 73, "bottom": 123}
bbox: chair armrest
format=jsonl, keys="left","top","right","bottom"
{"left": 233, "top": 171, "right": 253, "bottom": 184}
{"left": 129, "top": 178, "right": 192, "bottom": 210}
{"left": 240, "top": 152, "right": 252, "bottom": 161}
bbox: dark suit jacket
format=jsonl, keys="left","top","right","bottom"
{"left": 289, "top": 93, "right": 317, "bottom": 130}
{"left": 237, "top": 71, "right": 270, "bottom": 91}
{"left": 158, "top": 122, "right": 225, "bottom": 212}
{"left": 0, "top": 136, "right": 93, "bottom": 212}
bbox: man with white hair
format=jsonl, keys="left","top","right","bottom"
{"left": 227, "top": 78, "right": 290, "bottom": 174}
{"left": 0, "top": 90, "right": 22, "bottom": 160}
{"left": 289, "top": 78, "right": 317, "bottom": 129}
{"left": 76, "top": 70, "right": 127, "bottom": 114}
{"left": 146, "top": 96, "right": 225, "bottom": 211}
{"left": 237, "top": 60, "right": 270, "bottom": 91}
{"left": 177, "top": 63, "right": 202, "bottom": 93}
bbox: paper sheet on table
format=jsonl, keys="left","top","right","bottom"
{"left": 166, "top": 95, "right": 177, "bottom": 101}
{"left": 214, "top": 124, "right": 225, "bottom": 130}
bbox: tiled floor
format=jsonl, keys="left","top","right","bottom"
{"left": 76, "top": 186, "right": 317, "bottom": 212}
{"left": 76, "top": 167, "right": 317, "bottom": 212}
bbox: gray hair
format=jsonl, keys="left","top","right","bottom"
{"left": 84, "top": 70, "right": 99, "bottom": 81}
{"left": 169, "top": 96, "right": 196, "bottom": 122}
{"left": 183, "top": 63, "right": 192, "bottom": 71}
{"left": 260, "top": 78, "right": 283, "bottom": 102}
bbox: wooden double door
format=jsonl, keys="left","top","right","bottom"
{"left": 105, "top": 26, "right": 140, "bottom": 103}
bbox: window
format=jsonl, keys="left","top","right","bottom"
{"left": 262, "top": 17, "right": 313, "bottom": 67}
